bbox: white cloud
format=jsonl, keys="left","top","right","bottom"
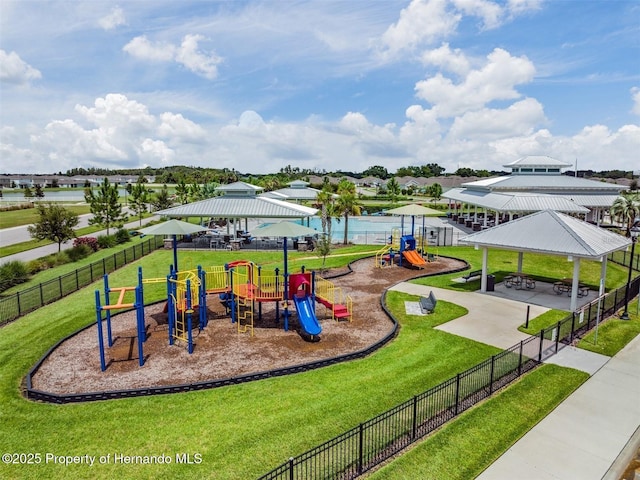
{"left": 415, "top": 48, "right": 536, "bottom": 117}
{"left": 507, "top": 0, "right": 543, "bottom": 16}
{"left": 380, "top": 0, "right": 460, "bottom": 57}
{"left": 137, "top": 138, "right": 175, "bottom": 164}
{"left": 158, "top": 112, "right": 206, "bottom": 142}
{"left": 123, "top": 34, "right": 222, "bottom": 79}
{"left": 0, "top": 49, "right": 41, "bottom": 85}
{"left": 448, "top": 98, "right": 546, "bottom": 140}
{"left": 98, "top": 6, "right": 126, "bottom": 31}
{"left": 451, "top": 0, "right": 504, "bottom": 30}
{"left": 421, "top": 43, "right": 471, "bottom": 75}
{"left": 123, "top": 35, "right": 176, "bottom": 62}
{"left": 631, "top": 87, "right": 640, "bottom": 116}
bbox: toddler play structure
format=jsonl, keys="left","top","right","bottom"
{"left": 375, "top": 229, "right": 430, "bottom": 269}
{"left": 95, "top": 261, "right": 352, "bottom": 371}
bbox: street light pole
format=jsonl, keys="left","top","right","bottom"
{"left": 620, "top": 226, "right": 639, "bottom": 320}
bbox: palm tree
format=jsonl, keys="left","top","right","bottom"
{"left": 610, "top": 193, "right": 640, "bottom": 236}
{"left": 386, "top": 177, "right": 401, "bottom": 203}
{"left": 335, "top": 178, "right": 361, "bottom": 245}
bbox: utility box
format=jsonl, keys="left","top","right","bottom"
{"left": 486, "top": 274, "right": 495, "bottom": 292}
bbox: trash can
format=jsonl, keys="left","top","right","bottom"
{"left": 486, "top": 274, "right": 495, "bottom": 292}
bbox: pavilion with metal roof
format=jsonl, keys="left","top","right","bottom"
{"left": 444, "top": 156, "right": 625, "bottom": 225}
{"left": 459, "top": 209, "right": 630, "bottom": 311}
{"left": 269, "top": 180, "right": 324, "bottom": 202}
{"left": 156, "top": 181, "right": 318, "bottom": 236}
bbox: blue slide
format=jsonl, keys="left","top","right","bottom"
{"left": 293, "top": 295, "right": 322, "bottom": 336}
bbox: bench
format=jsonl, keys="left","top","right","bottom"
{"left": 462, "top": 270, "right": 482, "bottom": 282}
{"left": 419, "top": 291, "right": 437, "bottom": 314}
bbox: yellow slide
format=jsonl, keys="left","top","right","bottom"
{"left": 402, "top": 250, "right": 427, "bottom": 268}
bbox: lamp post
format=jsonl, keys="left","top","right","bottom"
{"left": 620, "top": 224, "right": 639, "bottom": 320}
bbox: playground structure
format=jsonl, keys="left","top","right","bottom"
{"left": 375, "top": 229, "right": 431, "bottom": 269}
{"left": 95, "top": 261, "right": 352, "bottom": 370}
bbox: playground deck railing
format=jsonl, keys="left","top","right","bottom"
{"left": 258, "top": 274, "right": 640, "bottom": 479}
{"left": 0, "top": 236, "right": 164, "bottom": 326}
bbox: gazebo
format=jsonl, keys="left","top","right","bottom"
{"left": 459, "top": 210, "right": 631, "bottom": 311}
{"left": 156, "top": 182, "right": 318, "bottom": 236}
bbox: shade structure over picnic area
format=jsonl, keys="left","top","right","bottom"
{"left": 137, "top": 219, "right": 207, "bottom": 271}
{"left": 459, "top": 209, "right": 631, "bottom": 311}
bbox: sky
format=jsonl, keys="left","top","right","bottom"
{"left": 1, "top": 0, "right": 639, "bottom": 176}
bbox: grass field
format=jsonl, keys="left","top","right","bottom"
{"left": 0, "top": 246, "right": 632, "bottom": 479}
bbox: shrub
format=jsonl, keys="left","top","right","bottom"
{"left": 74, "top": 236, "right": 99, "bottom": 252}
{"left": 67, "top": 244, "right": 92, "bottom": 262}
{"left": 97, "top": 234, "right": 117, "bottom": 249}
{"left": 26, "top": 259, "right": 49, "bottom": 275}
{"left": 0, "top": 260, "right": 30, "bottom": 293}
{"left": 115, "top": 228, "right": 131, "bottom": 245}
{"left": 42, "top": 252, "right": 69, "bottom": 269}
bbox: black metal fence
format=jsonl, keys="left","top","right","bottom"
{"left": 0, "top": 236, "right": 163, "bottom": 325}
{"left": 258, "top": 275, "right": 640, "bottom": 480}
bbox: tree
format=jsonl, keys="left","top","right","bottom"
{"left": 23, "top": 186, "right": 33, "bottom": 199}
{"left": 175, "top": 179, "right": 190, "bottom": 204}
{"left": 362, "top": 165, "right": 389, "bottom": 180}
{"left": 335, "top": 178, "right": 361, "bottom": 245}
{"left": 34, "top": 184, "right": 45, "bottom": 199}
{"left": 129, "top": 181, "right": 149, "bottom": 226}
{"left": 27, "top": 203, "right": 79, "bottom": 252}
{"left": 610, "top": 193, "right": 640, "bottom": 236}
{"left": 151, "top": 184, "right": 173, "bottom": 211}
{"left": 84, "top": 177, "right": 127, "bottom": 235}
{"left": 386, "top": 177, "right": 401, "bottom": 203}
{"left": 428, "top": 183, "right": 443, "bottom": 204}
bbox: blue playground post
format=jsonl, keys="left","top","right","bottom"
{"left": 186, "top": 279, "right": 194, "bottom": 354}
{"left": 167, "top": 274, "right": 175, "bottom": 346}
{"left": 275, "top": 267, "right": 280, "bottom": 322}
{"left": 95, "top": 290, "right": 107, "bottom": 372}
{"left": 102, "top": 275, "right": 114, "bottom": 347}
{"left": 198, "top": 266, "right": 207, "bottom": 330}
{"left": 135, "top": 285, "right": 145, "bottom": 367}
{"left": 229, "top": 268, "right": 236, "bottom": 324}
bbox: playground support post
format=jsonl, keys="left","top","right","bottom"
{"left": 167, "top": 274, "right": 175, "bottom": 345}
{"left": 103, "top": 275, "right": 114, "bottom": 347}
{"left": 186, "top": 279, "right": 194, "bottom": 354}
{"left": 95, "top": 290, "right": 107, "bottom": 372}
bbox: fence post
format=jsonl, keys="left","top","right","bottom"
{"left": 75, "top": 269, "right": 79, "bottom": 290}
{"left": 102, "top": 258, "right": 106, "bottom": 276}
{"left": 570, "top": 312, "right": 576, "bottom": 343}
{"left": 288, "top": 457, "right": 294, "bottom": 480}
{"left": 518, "top": 341, "right": 523, "bottom": 376}
{"left": 555, "top": 321, "right": 561, "bottom": 353}
{"left": 538, "top": 329, "right": 544, "bottom": 363}
{"left": 412, "top": 395, "right": 418, "bottom": 439}
{"left": 39, "top": 284, "right": 44, "bottom": 307}
{"left": 16, "top": 291, "right": 22, "bottom": 317}
{"left": 58, "top": 276, "right": 63, "bottom": 297}
{"left": 489, "top": 355, "right": 495, "bottom": 394}
{"left": 454, "top": 373, "right": 461, "bottom": 416}
{"left": 358, "top": 423, "right": 364, "bottom": 474}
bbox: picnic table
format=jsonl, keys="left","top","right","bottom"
{"left": 504, "top": 273, "right": 535, "bottom": 290}
{"left": 553, "top": 278, "right": 589, "bottom": 297}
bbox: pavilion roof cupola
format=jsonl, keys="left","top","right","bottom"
{"left": 504, "top": 156, "right": 573, "bottom": 175}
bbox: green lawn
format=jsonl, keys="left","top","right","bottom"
{"left": 0, "top": 204, "right": 91, "bottom": 229}
{"left": 368, "top": 365, "right": 588, "bottom": 479}
{"left": 0, "top": 246, "right": 632, "bottom": 479}
{"left": 578, "top": 298, "right": 640, "bottom": 356}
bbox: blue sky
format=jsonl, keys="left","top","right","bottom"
{"left": 1, "top": 0, "right": 638, "bottom": 175}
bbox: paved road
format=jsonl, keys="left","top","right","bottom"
{"left": 0, "top": 214, "right": 159, "bottom": 264}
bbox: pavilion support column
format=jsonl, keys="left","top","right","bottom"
{"left": 480, "top": 247, "right": 488, "bottom": 292}
{"left": 483, "top": 209, "right": 488, "bottom": 227}
{"left": 599, "top": 255, "right": 608, "bottom": 296}
{"left": 517, "top": 252, "right": 524, "bottom": 273}
{"left": 474, "top": 205, "right": 478, "bottom": 222}
{"left": 495, "top": 211, "right": 500, "bottom": 226}
{"left": 570, "top": 257, "right": 581, "bottom": 312}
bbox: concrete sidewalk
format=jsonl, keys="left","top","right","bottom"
{"left": 477, "top": 334, "right": 640, "bottom": 480}
{"left": 0, "top": 215, "right": 159, "bottom": 264}
{"left": 391, "top": 281, "right": 640, "bottom": 480}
